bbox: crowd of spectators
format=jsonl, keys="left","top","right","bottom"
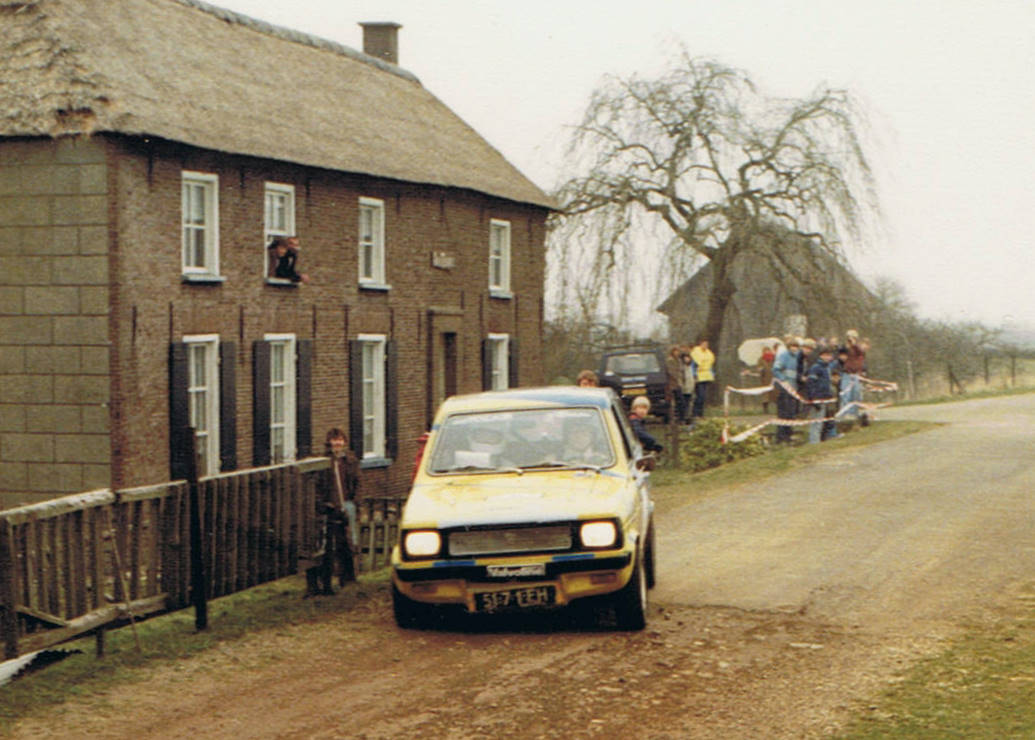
{"left": 572, "top": 328, "right": 871, "bottom": 454}
{"left": 764, "top": 330, "right": 871, "bottom": 444}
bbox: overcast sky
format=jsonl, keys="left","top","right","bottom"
{"left": 216, "top": 0, "right": 1035, "bottom": 332}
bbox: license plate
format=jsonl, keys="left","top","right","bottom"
{"left": 486, "top": 563, "right": 546, "bottom": 578}
{"left": 475, "top": 585, "right": 555, "bottom": 613}
{"left": 621, "top": 386, "right": 646, "bottom": 396}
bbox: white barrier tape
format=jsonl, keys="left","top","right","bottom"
{"left": 772, "top": 379, "right": 837, "bottom": 406}
{"left": 726, "top": 420, "right": 772, "bottom": 443}
{"left": 724, "top": 383, "right": 775, "bottom": 397}
{"left": 721, "top": 375, "right": 895, "bottom": 445}
{"left": 860, "top": 377, "right": 899, "bottom": 392}
{"left": 722, "top": 400, "right": 892, "bottom": 444}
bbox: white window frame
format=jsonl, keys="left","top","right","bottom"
{"left": 358, "top": 333, "right": 386, "bottom": 459}
{"left": 265, "top": 333, "right": 297, "bottom": 464}
{"left": 263, "top": 182, "right": 296, "bottom": 280}
{"left": 181, "top": 172, "right": 220, "bottom": 277}
{"left": 488, "top": 333, "right": 510, "bottom": 390}
{"left": 184, "top": 334, "right": 220, "bottom": 477}
{"left": 358, "top": 197, "right": 387, "bottom": 287}
{"left": 489, "top": 219, "right": 511, "bottom": 295}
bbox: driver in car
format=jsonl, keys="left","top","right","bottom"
{"left": 560, "top": 421, "right": 610, "bottom": 466}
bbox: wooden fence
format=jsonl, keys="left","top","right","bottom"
{"left": 0, "top": 458, "right": 403, "bottom": 660}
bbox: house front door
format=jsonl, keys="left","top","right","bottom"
{"left": 427, "top": 309, "right": 462, "bottom": 427}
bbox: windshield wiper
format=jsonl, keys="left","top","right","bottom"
{"left": 437, "top": 464, "right": 523, "bottom": 475}
{"left": 518, "top": 460, "right": 569, "bottom": 469}
{"left": 518, "top": 460, "right": 603, "bottom": 474}
{"left": 565, "top": 464, "right": 603, "bottom": 474}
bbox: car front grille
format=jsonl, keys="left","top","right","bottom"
{"left": 448, "top": 525, "right": 572, "bottom": 556}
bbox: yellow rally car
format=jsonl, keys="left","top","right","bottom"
{"left": 391, "top": 386, "right": 657, "bottom": 630}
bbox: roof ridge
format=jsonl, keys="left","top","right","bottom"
{"left": 173, "top": 0, "right": 421, "bottom": 86}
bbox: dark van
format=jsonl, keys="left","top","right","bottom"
{"left": 597, "top": 345, "right": 671, "bottom": 422}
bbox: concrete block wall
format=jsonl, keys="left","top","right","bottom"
{"left": 0, "top": 137, "right": 112, "bottom": 508}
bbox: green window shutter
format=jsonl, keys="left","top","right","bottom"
{"left": 348, "top": 340, "right": 364, "bottom": 458}
{"left": 252, "top": 340, "right": 271, "bottom": 467}
{"left": 508, "top": 336, "right": 519, "bottom": 388}
{"left": 386, "top": 339, "right": 398, "bottom": 460}
{"left": 219, "top": 341, "right": 237, "bottom": 471}
{"left": 296, "top": 339, "right": 313, "bottom": 458}
{"left": 169, "top": 342, "right": 190, "bottom": 480}
{"left": 481, "top": 339, "right": 492, "bottom": 391}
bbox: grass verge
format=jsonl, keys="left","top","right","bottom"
{"left": 650, "top": 419, "right": 938, "bottom": 492}
{"left": 895, "top": 384, "right": 1035, "bottom": 407}
{"left": 0, "top": 571, "right": 390, "bottom": 730}
{"left": 835, "top": 609, "right": 1035, "bottom": 739}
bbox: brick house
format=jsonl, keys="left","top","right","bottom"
{"left": 0, "top": 0, "right": 553, "bottom": 507}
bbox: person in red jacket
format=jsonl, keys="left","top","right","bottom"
{"left": 841, "top": 329, "right": 869, "bottom": 426}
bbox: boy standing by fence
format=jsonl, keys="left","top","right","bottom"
{"left": 307, "top": 428, "right": 360, "bottom": 596}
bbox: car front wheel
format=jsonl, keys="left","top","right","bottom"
{"left": 392, "top": 581, "right": 433, "bottom": 629}
{"left": 612, "top": 549, "right": 647, "bottom": 631}
{"left": 644, "top": 520, "right": 656, "bottom": 590}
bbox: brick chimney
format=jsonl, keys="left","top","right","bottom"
{"left": 359, "top": 22, "right": 402, "bottom": 65}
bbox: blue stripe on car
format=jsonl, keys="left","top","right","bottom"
{"left": 551, "top": 553, "right": 595, "bottom": 562}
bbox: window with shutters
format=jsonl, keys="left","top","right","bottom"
{"left": 487, "top": 333, "right": 509, "bottom": 390}
{"left": 184, "top": 334, "right": 220, "bottom": 476}
{"left": 265, "top": 333, "right": 296, "bottom": 463}
{"left": 181, "top": 172, "right": 220, "bottom": 280}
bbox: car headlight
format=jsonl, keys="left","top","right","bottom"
{"left": 579, "top": 520, "right": 617, "bottom": 549}
{"left": 403, "top": 530, "right": 442, "bottom": 558}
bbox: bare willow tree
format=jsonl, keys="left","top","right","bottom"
{"left": 554, "top": 51, "right": 880, "bottom": 354}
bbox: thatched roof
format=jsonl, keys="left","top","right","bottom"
{"left": 0, "top": 0, "right": 553, "bottom": 209}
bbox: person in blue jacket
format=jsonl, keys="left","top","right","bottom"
{"left": 771, "top": 337, "right": 801, "bottom": 443}
{"left": 804, "top": 345, "right": 835, "bottom": 444}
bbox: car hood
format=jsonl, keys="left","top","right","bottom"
{"left": 403, "top": 470, "right": 631, "bottom": 529}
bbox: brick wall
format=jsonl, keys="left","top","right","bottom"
{"left": 0, "top": 137, "right": 113, "bottom": 508}
{"left": 103, "top": 135, "right": 546, "bottom": 501}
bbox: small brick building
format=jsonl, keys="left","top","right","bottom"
{"left": 0, "top": 0, "right": 553, "bottom": 507}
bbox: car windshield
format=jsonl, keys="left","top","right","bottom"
{"left": 605, "top": 352, "right": 660, "bottom": 375}
{"left": 428, "top": 407, "right": 615, "bottom": 474}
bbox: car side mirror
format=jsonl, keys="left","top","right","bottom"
{"left": 635, "top": 455, "right": 656, "bottom": 472}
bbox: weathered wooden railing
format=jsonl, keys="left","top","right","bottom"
{"left": 0, "top": 459, "right": 403, "bottom": 660}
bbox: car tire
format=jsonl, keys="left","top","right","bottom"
{"left": 644, "top": 520, "right": 656, "bottom": 590}
{"left": 392, "top": 581, "right": 432, "bottom": 629}
{"left": 612, "top": 547, "right": 647, "bottom": 631}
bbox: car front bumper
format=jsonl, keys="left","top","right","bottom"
{"left": 392, "top": 548, "right": 635, "bottom": 612}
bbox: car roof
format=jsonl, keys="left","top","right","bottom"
{"left": 601, "top": 346, "right": 663, "bottom": 356}
{"left": 436, "top": 386, "right": 615, "bottom": 416}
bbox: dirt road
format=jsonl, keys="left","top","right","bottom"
{"left": 10, "top": 394, "right": 1035, "bottom": 739}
